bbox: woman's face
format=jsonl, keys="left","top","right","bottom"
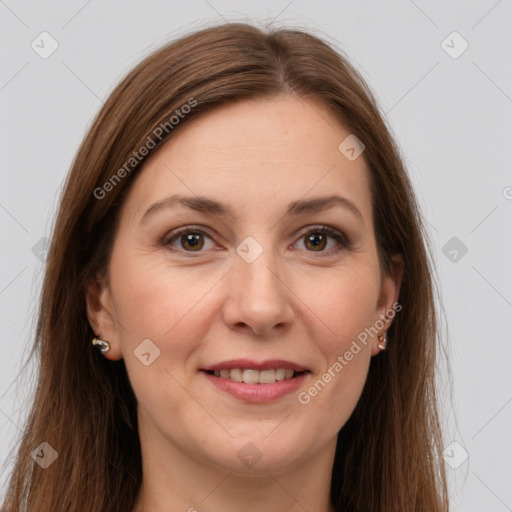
{"left": 86, "top": 94, "right": 402, "bottom": 474}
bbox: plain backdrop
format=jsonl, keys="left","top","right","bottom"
{"left": 1, "top": 1, "right": 511, "bottom": 510}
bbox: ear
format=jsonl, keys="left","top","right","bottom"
{"left": 370, "top": 253, "right": 404, "bottom": 356}
{"left": 84, "top": 273, "right": 123, "bottom": 360}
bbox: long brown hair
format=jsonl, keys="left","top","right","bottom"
{"left": 1, "top": 22, "right": 449, "bottom": 511}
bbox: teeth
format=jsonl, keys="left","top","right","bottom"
{"left": 210, "top": 368, "right": 301, "bottom": 384}
{"left": 275, "top": 368, "right": 286, "bottom": 381}
{"left": 230, "top": 368, "right": 243, "bottom": 382}
{"left": 258, "top": 369, "right": 275, "bottom": 384}
{"left": 242, "top": 369, "right": 259, "bottom": 384}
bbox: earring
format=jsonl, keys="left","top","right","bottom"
{"left": 92, "top": 337, "right": 110, "bottom": 354}
{"left": 377, "top": 332, "right": 387, "bottom": 351}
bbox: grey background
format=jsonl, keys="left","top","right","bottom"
{"left": 1, "top": 0, "right": 511, "bottom": 509}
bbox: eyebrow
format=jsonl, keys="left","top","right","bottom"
{"left": 140, "top": 194, "right": 364, "bottom": 225}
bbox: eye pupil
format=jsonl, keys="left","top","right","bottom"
{"left": 306, "top": 233, "right": 327, "bottom": 251}
{"left": 183, "top": 233, "right": 203, "bottom": 250}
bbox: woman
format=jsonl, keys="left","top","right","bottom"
{"left": 1, "top": 22, "right": 449, "bottom": 511}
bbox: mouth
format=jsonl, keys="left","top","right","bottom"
{"left": 200, "top": 359, "right": 310, "bottom": 403}
{"left": 202, "top": 368, "right": 309, "bottom": 384}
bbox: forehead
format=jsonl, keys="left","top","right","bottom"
{"left": 122, "top": 95, "right": 373, "bottom": 226}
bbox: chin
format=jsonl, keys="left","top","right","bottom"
{"left": 198, "top": 429, "right": 318, "bottom": 475}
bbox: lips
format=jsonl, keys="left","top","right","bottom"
{"left": 201, "top": 359, "right": 309, "bottom": 383}
{"left": 200, "top": 359, "right": 310, "bottom": 402}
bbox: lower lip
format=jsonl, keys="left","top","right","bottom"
{"left": 201, "top": 371, "right": 308, "bottom": 403}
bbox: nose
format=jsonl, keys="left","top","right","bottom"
{"left": 222, "top": 248, "right": 294, "bottom": 337}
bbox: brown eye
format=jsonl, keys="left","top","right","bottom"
{"left": 164, "top": 228, "right": 215, "bottom": 253}
{"left": 163, "top": 225, "right": 350, "bottom": 257}
{"left": 303, "top": 232, "right": 328, "bottom": 251}
{"left": 178, "top": 233, "right": 205, "bottom": 251}
{"left": 295, "top": 226, "right": 351, "bottom": 255}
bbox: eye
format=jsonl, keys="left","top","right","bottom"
{"left": 163, "top": 227, "right": 216, "bottom": 253}
{"left": 162, "top": 225, "right": 351, "bottom": 256}
{"left": 293, "top": 226, "right": 351, "bottom": 255}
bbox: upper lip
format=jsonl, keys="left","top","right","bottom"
{"left": 201, "top": 359, "right": 309, "bottom": 372}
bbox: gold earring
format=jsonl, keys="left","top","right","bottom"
{"left": 377, "top": 332, "right": 387, "bottom": 351}
{"left": 92, "top": 337, "right": 110, "bottom": 354}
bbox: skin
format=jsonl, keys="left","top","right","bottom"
{"left": 85, "top": 94, "right": 403, "bottom": 512}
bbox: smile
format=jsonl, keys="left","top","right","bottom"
{"left": 200, "top": 359, "right": 311, "bottom": 403}
{"left": 205, "top": 368, "right": 305, "bottom": 384}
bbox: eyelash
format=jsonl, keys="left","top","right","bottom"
{"left": 162, "top": 225, "right": 352, "bottom": 257}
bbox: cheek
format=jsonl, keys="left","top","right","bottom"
{"left": 294, "top": 261, "right": 379, "bottom": 427}
{"left": 110, "top": 250, "right": 210, "bottom": 340}
{"left": 110, "top": 255, "right": 210, "bottom": 422}
{"left": 109, "top": 251, "right": 226, "bottom": 399}
{"left": 300, "top": 259, "right": 381, "bottom": 350}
